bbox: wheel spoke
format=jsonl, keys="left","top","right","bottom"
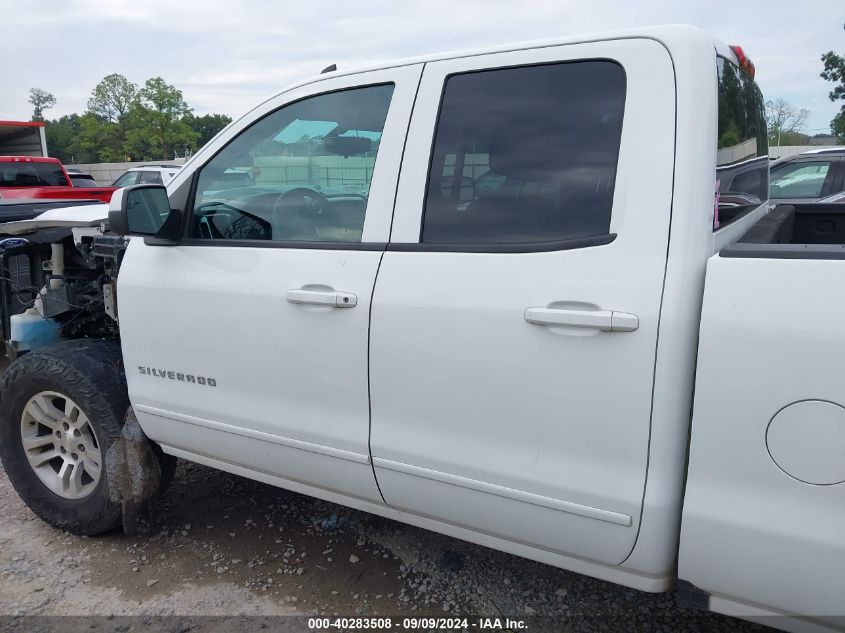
{"left": 65, "top": 399, "right": 80, "bottom": 423}
{"left": 23, "top": 401, "right": 59, "bottom": 430}
{"left": 22, "top": 434, "right": 55, "bottom": 451}
{"left": 35, "top": 394, "right": 65, "bottom": 422}
{"left": 80, "top": 431, "right": 98, "bottom": 455}
{"left": 27, "top": 448, "right": 61, "bottom": 468}
{"left": 57, "top": 459, "right": 73, "bottom": 493}
{"left": 69, "top": 462, "right": 85, "bottom": 495}
{"left": 76, "top": 414, "right": 92, "bottom": 434}
{"left": 82, "top": 454, "right": 101, "bottom": 480}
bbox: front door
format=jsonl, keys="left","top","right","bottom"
{"left": 369, "top": 40, "right": 676, "bottom": 563}
{"left": 119, "top": 65, "right": 422, "bottom": 502}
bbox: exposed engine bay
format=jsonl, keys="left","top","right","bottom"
{"left": 0, "top": 204, "right": 124, "bottom": 359}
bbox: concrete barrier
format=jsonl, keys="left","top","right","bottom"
{"left": 769, "top": 145, "right": 841, "bottom": 160}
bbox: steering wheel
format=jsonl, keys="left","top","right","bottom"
{"left": 271, "top": 187, "right": 341, "bottom": 241}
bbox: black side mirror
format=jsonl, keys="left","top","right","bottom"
{"left": 108, "top": 184, "right": 181, "bottom": 241}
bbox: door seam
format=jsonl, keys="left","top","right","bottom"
{"left": 368, "top": 62, "right": 427, "bottom": 504}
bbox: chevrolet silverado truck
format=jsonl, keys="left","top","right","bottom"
{"left": 0, "top": 26, "right": 842, "bottom": 632}
{"left": 0, "top": 156, "right": 116, "bottom": 203}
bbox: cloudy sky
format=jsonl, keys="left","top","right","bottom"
{"left": 2, "top": 0, "right": 843, "bottom": 135}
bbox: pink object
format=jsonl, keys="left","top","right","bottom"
{"left": 713, "top": 179, "right": 721, "bottom": 229}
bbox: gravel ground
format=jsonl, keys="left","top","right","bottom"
{"left": 0, "top": 451, "right": 776, "bottom": 632}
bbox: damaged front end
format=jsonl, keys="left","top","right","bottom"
{"left": 0, "top": 204, "right": 175, "bottom": 534}
{"left": 0, "top": 204, "right": 126, "bottom": 359}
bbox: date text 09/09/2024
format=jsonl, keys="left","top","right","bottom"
{"left": 307, "top": 618, "right": 528, "bottom": 630}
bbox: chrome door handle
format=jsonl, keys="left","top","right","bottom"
{"left": 524, "top": 307, "right": 638, "bottom": 332}
{"left": 285, "top": 289, "right": 358, "bottom": 308}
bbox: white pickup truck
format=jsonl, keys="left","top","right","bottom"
{"left": 0, "top": 25, "right": 842, "bottom": 632}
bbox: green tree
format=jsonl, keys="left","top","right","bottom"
{"left": 29, "top": 88, "right": 56, "bottom": 121}
{"left": 44, "top": 114, "right": 98, "bottom": 163}
{"left": 78, "top": 113, "right": 127, "bottom": 162}
{"left": 81, "top": 74, "right": 140, "bottom": 162}
{"left": 820, "top": 23, "right": 845, "bottom": 141}
{"left": 87, "top": 73, "right": 138, "bottom": 123}
{"left": 717, "top": 61, "right": 743, "bottom": 148}
{"left": 125, "top": 77, "right": 198, "bottom": 160}
{"left": 183, "top": 112, "right": 232, "bottom": 149}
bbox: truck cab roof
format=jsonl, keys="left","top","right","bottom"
{"left": 216, "top": 25, "right": 733, "bottom": 145}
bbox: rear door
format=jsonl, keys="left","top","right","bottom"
{"left": 369, "top": 40, "right": 676, "bottom": 564}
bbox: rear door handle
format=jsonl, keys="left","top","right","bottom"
{"left": 286, "top": 289, "right": 358, "bottom": 308}
{"left": 524, "top": 307, "right": 638, "bottom": 332}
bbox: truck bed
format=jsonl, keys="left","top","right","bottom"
{"left": 724, "top": 202, "right": 845, "bottom": 258}
{"left": 680, "top": 202, "right": 845, "bottom": 630}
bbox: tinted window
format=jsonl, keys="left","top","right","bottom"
{"left": 0, "top": 162, "right": 67, "bottom": 186}
{"left": 138, "top": 171, "right": 163, "bottom": 185}
{"left": 715, "top": 58, "right": 768, "bottom": 227}
{"left": 113, "top": 172, "right": 139, "bottom": 187}
{"left": 770, "top": 161, "right": 832, "bottom": 199}
{"left": 421, "top": 61, "right": 625, "bottom": 246}
{"left": 189, "top": 84, "right": 393, "bottom": 243}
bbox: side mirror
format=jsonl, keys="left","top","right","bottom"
{"left": 109, "top": 185, "right": 181, "bottom": 241}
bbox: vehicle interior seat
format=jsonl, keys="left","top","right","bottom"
{"left": 459, "top": 128, "right": 608, "bottom": 243}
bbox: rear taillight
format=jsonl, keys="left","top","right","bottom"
{"left": 730, "top": 45, "right": 756, "bottom": 79}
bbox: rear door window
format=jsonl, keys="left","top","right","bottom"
{"left": 420, "top": 61, "right": 626, "bottom": 247}
{"left": 138, "top": 171, "right": 164, "bottom": 185}
{"left": 113, "top": 172, "right": 139, "bottom": 187}
{"left": 770, "top": 161, "right": 834, "bottom": 199}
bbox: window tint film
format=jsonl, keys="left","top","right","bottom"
{"left": 113, "top": 172, "right": 139, "bottom": 187}
{"left": 716, "top": 57, "right": 768, "bottom": 227}
{"left": 770, "top": 161, "right": 832, "bottom": 199}
{"left": 138, "top": 171, "right": 163, "bottom": 185}
{"left": 421, "top": 61, "right": 626, "bottom": 246}
{"left": 189, "top": 84, "right": 393, "bottom": 243}
{"left": 0, "top": 162, "right": 67, "bottom": 187}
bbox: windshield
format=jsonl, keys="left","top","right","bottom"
{"left": 715, "top": 57, "right": 768, "bottom": 228}
{"left": 0, "top": 162, "right": 67, "bottom": 187}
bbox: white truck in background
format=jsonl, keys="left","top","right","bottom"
{"left": 0, "top": 26, "right": 842, "bottom": 632}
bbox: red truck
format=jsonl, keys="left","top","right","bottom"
{"left": 0, "top": 156, "right": 116, "bottom": 204}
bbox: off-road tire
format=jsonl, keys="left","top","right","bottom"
{"left": 0, "top": 340, "right": 129, "bottom": 535}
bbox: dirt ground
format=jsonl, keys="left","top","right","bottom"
{"left": 0, "top": 449, "right": 777, "bottom": 633}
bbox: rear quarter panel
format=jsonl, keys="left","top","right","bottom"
{"left": 680, "top": 252, "right": 845, "bottom": 626}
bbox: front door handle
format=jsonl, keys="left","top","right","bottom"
{"left": 286, "top": 289, "right": 358, "bottom": 308}
{"left": 524, "top": 307, "right": 638, "bottom": 332}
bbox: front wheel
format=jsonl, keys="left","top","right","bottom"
{"left": 0, "top": 340, "right": 129, "bottom": 534}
